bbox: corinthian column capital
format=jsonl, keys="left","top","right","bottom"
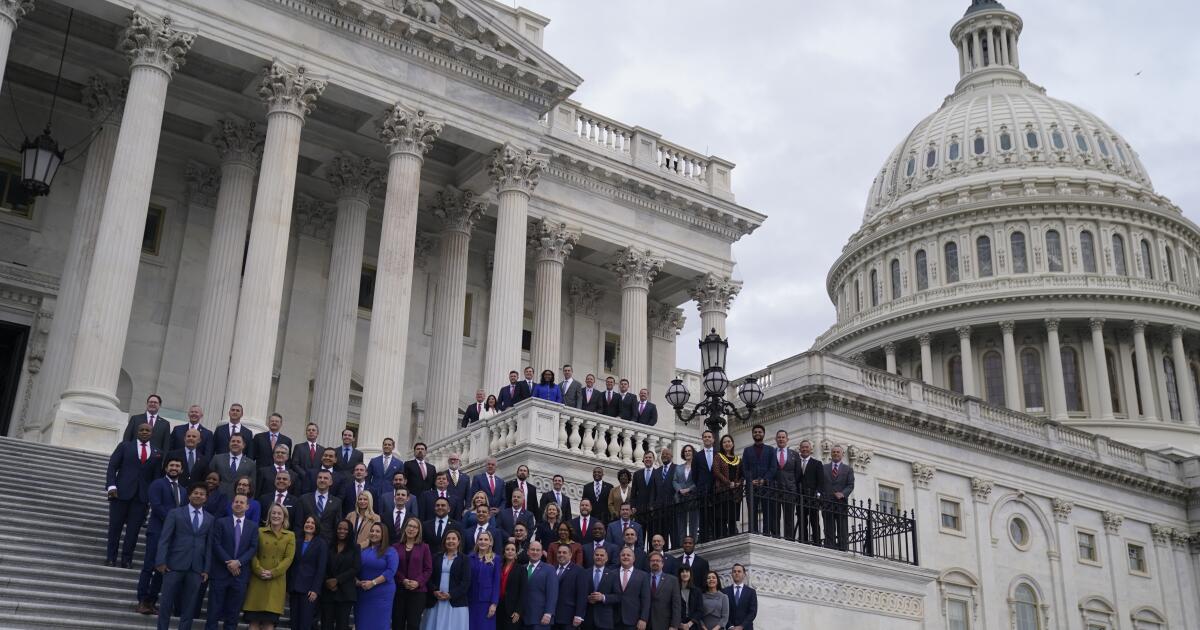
{"left": 118, "top": 10, "right": 194, "bottom": 76}
{"left": 326, "top": 154, "right": 382, "bottom": 202}
{"left": 688, "top": 272, "right": 741, "bottom": 314}
{"left": 81, "top": 75, "right": 127, "bottom": 122}
{"left": 648, "top": 302, "right": 686, "bottom": 340}
{"left": 0, "top": 1, "right": 35, "bottom": 26}
{"left": 529, "top": 218, "right": 579, "bottom": 264}
{"left": 184, "top": 161, "right": 220, "bottom": 208}
{"left": 211, "top": 119, "right": 264, "bottom": 167}
{"left": 294, "top": 194, "right": 334, "bottom": 240}
{"left": 490, "top": 144, "right": 547, "bottom": 194}
{"left": 258, "top": 61, "right": 326, "bottom": 118}
{"left": 379, "top": 103, "right": 442, "bottom": 157}
{"left": 608, "top": 248, "right": 664, "bottom": 291}
{"left": 431, "top": 186, "right": 486, "bottom": 234}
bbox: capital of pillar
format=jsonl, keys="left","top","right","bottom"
{"left": 294, "top": 194, "right": 335, "bottom": 240}
{"left": 184, "top": 161, "right": 220, "bottom": 208}
{"left": 688, "top": 272, "right": 742, "bottom": 317}
{"left": 211, "top": 119, "right": 264, "bottom": 169}
{"left": 999, "top": 320, "right": 1015, "bottom": 334}
{"left": 1132, "top": 320, "right": 1149, "bottom": 334}
{"left": 608, "top": 248, "right": 664, "bottom": 291}
{"left": 1044, "top": 318, "right": 1061, "bottom": 332}
{"left": 118, "top": 10, "right": 195, "bottom": 77}
{"left": 0, "top": 1, "right": 34, "bottom": 26}
{"left": 432, "top": 187, "right": 486, "bottom": 235}
{"left": 81, "top": 74, "right": 127, "bottom": 125}
{"left": 1171, "top": 324, "right": 1186, "bottom": 340}
{"left": 916, "top": 333, "right": 932, "bottom": 347}
{"left": 325, "top": 153, "right": 382, "bottom": 203}
{"left": 883, "top": 342, "right": 896, "bottom": 356}
{"left": 379, "top": 103, "right": 442, "bottom": 159}
{"left": 529, "top": 218, "right": 579, "bottom": 264}
{"left": 259, "top": 60, "right": 326, "bottom": 120}
{"left": 955, "top": 325, "right": 972, "bottom": 340}
{"left": 648, "top": 302, "right": 686, "bottom": 341}
{"left": 1090, "top": 317, "right": 1106, "bottom": 332}
{"left": 490, "top": 143, "right": 548, "bottom": 194}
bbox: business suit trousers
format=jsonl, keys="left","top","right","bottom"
{"left": 158, "top": 569, "right": 203, "bottom": 630}
{"left": 106, "top": 498, "right": 147, "bottom": 563}
{"left": 822, "top": 499, "right": 849, "bottom": 550}
{"left": 798, "top": 495, "right": 821, "bottom": 545}
{"left": 319, "top": 597, "right": 353, "bottom": 630}
{"left": 391, "top": 588, "right": 425, "bottom": 630}
{"left": 289, "top": 591, "right": 318, "bottom": 630}
{"left": 137, "top": 531, "right": 163, "bottom": 602}
{"left": 205, "top": 575, "right": 248, "bottom": 630}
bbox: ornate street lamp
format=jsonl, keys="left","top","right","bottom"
{"left": 18, "top": 9, "right": 72, "bottom": 196}
{"left": 666, "top": 328, "right": 764, "bottom": 435}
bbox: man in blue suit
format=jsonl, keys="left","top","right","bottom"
{"left": 106, "top": 423, "right": 163, "bottom": 567}
{"left": 207, "top": 494, "right": 258, "bottom": 630}
{"left": 445, "top": 453, "right": 471, "bottom": 499}
{"left": 692, "top": 430, "right": 716, "bottom": 542}
{"left": 552, "top": 544, "right": 588, "bottom": 630}
{"left": 583, "top": 521, "right": 618, "bottom": 569}
{"left": 156, "top": 483, "right": 214, "bottom": 630}
{"left": 722, "top": 563, "right": 758, "bottom": 630}
{"left": 613, "top": 547, "right": 651, "bottom": 630}
{"left": 167, "top": 427, "right": 211, "bottom": 487}
{"left": 497, "top": 370, "right": 525, "bottom": 411}
{"left": 605, "top": 503, "right": 643, "bottom": 547}
{"left": 741, "top": 424, "right": 778, "bottom": 535}
{"left": 169, "top": 404, "right": 214, "bottom": 458}
{"left": 213, "top": 403, "right": 255, "bottom": 459}
{"left": 469, "top": 457, "right": 505, "bottom": 510}
{"left": 137, "top": 457, "right": 186, "bottom": 615}
{"left": 464, "top": 504, "right": 507, "bottom": 555}
{"left": 582, "top": 546, "right": 619, "bottom": 628}
{"left": 498, "top": 489, "right": 536, "bottom": 537}
{"left": 522, "top": 541, "right": 559, "bottom": 630}
{"left": 366, "top": 437, "right": 404, "bottom": 497}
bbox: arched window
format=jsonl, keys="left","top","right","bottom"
{"left": 945, "top": 242, "right": 960, "bottom": 283}
{"left": 1025, "top": 129, "right": 1040, "bottom": 149}
{"left": 948, "top": 355, "right": 964, "bottom": 394}
{"left": 973, "top": 134, "right": 987, "bottom": 156}
{"left": 926, "top": 147, "right": 938, "bottom": 169}
{"left": 915, "top": 250, "right": 929, "bottom": 291}
{"left": 1045, "top": 230, "right": 1063, "bottom": 272}
{"left": 854, "top": 279, "right": 861, "bottom": 312}
{"left": 1062, "top": 347, "right": 1083, "bottom": 412}
{"left": 1080, "top": 230, "right": 1097, "bottom": 273}
{"left": 1164, "top": 357, "right": 1182, "bottom": 421}
{"left": 1013, "top": 583, "right": 1042, "bottom": 630}
{"left": 1011, "top": 232, "right": 1029, "bottom": 273}
{"left": 869, "top": 269, "right": 879, "bottom": 307}
{"left": 1165, "top": 246, "right": 1175, "bottom": 282}
{"left": 1075, "top": 130, "right": 1090, "bottom": 153}
{"left": 1021, "top": 348, "right": 1045, "bottom": 411}
{"left": 1106, "top": 350, "right": 1122, "bottom": 414}
{"left": 890, "top": 259, "right": 902, "bottom": 299}
{"left": 977, "top": 235, "right": 994, "bottom": 277}
{"left": 1112, "top": 234, "right": 1128, "bottom": 276}
{"left": 1131, "top": 607, "right": 1166, "bottom": 630}
{"left": 1051, "top": 127, "right": 1066, "bottom": 150}
{"left": 983, "top": 351, "right": 1005, "bottom": 405}
{"left": 948, "top": 139, "right": 961, "bottom": 162}
{"left": 1140, "top": 239, "right": 1154, "bottom": 279}
{"left": 999, "top": 128, "right": 1013, "bottom": 152}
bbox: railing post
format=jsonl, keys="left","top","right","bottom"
{"left": 863, "top": 499, "right": 874, "bottom": 557}
{"left": 910, "top": 510, "right": 920, "bottom": 566}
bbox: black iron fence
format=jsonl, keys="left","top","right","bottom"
{"left": 636, "top": 482, "right": 919, "bottom": 566}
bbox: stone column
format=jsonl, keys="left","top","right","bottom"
{"left": 425, "top": 187, "right": 485, "bottom": 443}
{"left": 1132, "top": 321, "right": 1158, "bottom": 421}
{"left": 883, "top": 342, "right": 897, "bottom": 374}
{"left": 309, "top": 155, "right": 380, "bottom": 440}
{"left": 482, "top": 145, "right": 547, "bottom": 394}
{"left": 50, "top": 11, "right": 194, "bottom": 451}
{"left": 358, "top": 104, "right": 441, "bottom": 457}
{"left": 224, "top": 62, "right": 325, "bottom": 432}
{"left": 0, "top": 1, "right": 33, "bottom": 94}
{"left": 608, "top": 249, "right": 664, "bottom": 392}
{"left": 917, "top": 333, "right": 933, "bottom": 384}
{"left": 688, "top": 273, "right": 741, "bottom": 338}
{"left": 956, "top": 326, "right": 977, "bottom": 397}
{"left": 1170, "top": 326, "right": 1198, "bottom": 425}
{"left": 1045, "top": 318, "right": 1070, "bottom": 421}
{"left": 1000, "top": 321, "right": 1021, "bottom": 410}
{"left": 528, "top": 219, "right": 579, "bottom": 375}
{"left": 185, "top": 119, "right": 262, "bottom": 424}
{"left": 1090, "top": 318, "right": 1116, "bottom": 420}
{"left": 26, "top": 76, "right": 124, "bottom": 439}
{"left": 648, "top": 302, "right": 685, "bottom": 404}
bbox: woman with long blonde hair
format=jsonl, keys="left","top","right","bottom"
{"left": 467, "top": 530, "right": 501, "bottom": 629}
{"left": 346, "top": 489, "right": 381, "bottom": 548}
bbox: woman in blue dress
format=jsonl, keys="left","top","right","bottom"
{"left": 356, "top": 522, "right": 399, "bottom": 630}
{"left": 468, "top": 530, "right": 501, "bottom": 630}
{"left": 531, "top": 370, "right": 562, "bottom": 403}
{"left": 421, "top": 529, "right": 471, "bottom": 630}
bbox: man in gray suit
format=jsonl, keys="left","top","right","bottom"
{"left": 614, "top": 547, "right": 651, "bottom": 630}
{"left": 773, "top": 430, "right": 801, "bottom": 540}
{"left": 155, "top": 482, "right": 214, "bottom": 630}
{"left": 212, "top": 434, "right": 256, "bottom": 498}
{"left": 820, "top": 444, "right": 855, "bottom": 550}
{"left": 560, "top": 364, "right": 584, "bottom": 409}
{"left": 646, "top": 551, "right": 681, "bottom": 630}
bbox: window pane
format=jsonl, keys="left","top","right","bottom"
{"left": 948, "top": 599, "right": 969, "bottom": 630}
{"left": 949, "top": 356, "right": 964, "bottom": 394}
{"left": 1062, "top": 347, "right": 1084, "bottom": 412}
{"left": 945, "top": 242, "right": 960, "bottom": 283}
{"left": 358, "top": 266, "right": 376, "bottom": 310}
{"left": 949, "top": 142, "right": 961, "bottom": 161}
{"left": 1020, "top": 349, "right": 1045, "bottom": 411}
{"left": 926, "top": 149, "right": 937, "bottom": 169}
{"left": 916, "top": 250, "right": 929, "bottom": 291}
{"left": 142, "top": 205, "right": 165, "bottom": 256}
{"left": 977, "top": 236, "right": 993, "bottom": 277}
{"left": 1076, "top": 132, "right": 1090, "bottom": 153}
{"left": 1078, "top": 531, "right": 1097, "bottom": 561}
{"left": 1164, "top": 357, "right": 1181, "bottom": 421}
{"left": 974, "top": 136, "right": 986, "bottom": 156}
{"left": 906, "top": 157, "right": 916, "bottom": 178}
{"left": 940, "top": 499, "right": 961, "bottom": 531}
{"left": 1015, "top": 601, "right": 1039, "bottom": 630}
{"left": 0, "top": 160, "right": 35, "bottom": 218}
{"left": 890, "top": 259, "right": 902, "bottom": 299}
{"left": 1000, "top": 132, "right": 1013, "bottom": 151}
{"left": 1046, "top": 230, "right": 1063, "bottom": 272}
{"left": 1140, "top": 240, "right": 1154, "bottom": 279}
{"left": 1026, "top": 131, "right": 1039, "bottom": 149}
{"left": 1112, "top": 235, "right": 1128, "bottom": 276}
{"left": 1052, "top": 130, "right": 1065, "bottom": 150}
{"left": 1127, "top": 544, "right": 1146, "bottom": 573}
{"left": 1011, "top": 232, "right": 1028, "bottom": 273}
{"left": 1106, "top": 351, "right": 1121, "bottom": 414}
{"left": 983, "top": 351, "right": 1005, "bottom": 405}
{"left": 1080, "top": 231, "right": 1097, "bottom": 273}
{"left": 878, "top": 485, "right": 899, "bottom": 513}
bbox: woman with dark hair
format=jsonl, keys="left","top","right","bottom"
{"left": 223, "top": 475, "right": 261, "bottom": 524}
{"left": 546, "top": 521, "right": 583, "bottom": 567}
{"left": 423, "top": 529, "right": 472, "bottom": 629}
{"left": 676, "top": 565, "right": 703, "bottom": 630}
{"left": 607, "top": 469, "right": 633, "bottom": 519}
{"left": 468, "top": 530, "right": 501, "bottom": 630}
{"left": 534, "top": 502, "right": 563, "bottom": 549}
{"left": 243, "top": 502, "right": 295, "bottom": 630}
{"left": 699, "top": 571, "right": 729, "bottom": 630}
{"left": 288, "top": 515, "right": 328, "bottom": 630}
{"left": 531, "top": 369, "right": 562, "bottom": 403}
{"left": 203, "top": 471, "right": 227, "bottom": 515}
{"left": 392, "top": 516, "right": 432, "bottom": 630}
{"left": 495, "top": 541, "right": 526, "bottom": 630}
{"left": 510, "top": 523, "right": 531, "bottom": 565}
{"left": 674, "top": 444, "right": 698, "bottom": 540}
{"left": 356, "top": 522, "right": 399, "bottom": 630}
{"left": 480, "top": 395, "right": 500, "bottom": 421}
{"left": 321, "top": 520, "right": 360, "bottom": 630}
{"left": 712, "top": 434, "right": 743, "bottom": 538}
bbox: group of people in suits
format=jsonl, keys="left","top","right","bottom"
{"left": 467, "top": 364, "right": 660, "bottom": 428}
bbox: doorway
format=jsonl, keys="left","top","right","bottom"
{"left": 0, "top": 321, "right": 29, "bottom": 437}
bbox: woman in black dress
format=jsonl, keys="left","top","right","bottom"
{"left": 496, "top": 541, "right": 526, "bottom": 630}
{"left": 321, "top": 520, "right": 360, "bottom": 630}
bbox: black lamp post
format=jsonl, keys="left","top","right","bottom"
{"left": 665, "top": 328, "right": 763, "bottom": 436}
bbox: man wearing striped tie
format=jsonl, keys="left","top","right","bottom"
{"left": 820, "top": 445, "right": 855, "bottom": 550}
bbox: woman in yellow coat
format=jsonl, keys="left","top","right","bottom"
{"left": 243, "top": 502, "right": 296, "bottom": 629}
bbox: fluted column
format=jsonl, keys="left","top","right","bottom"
{"left": 1000, "top": 321, "right": 1021, "bottom": 410}
{"left": 50, "top": 11, "right": 194, "bottom": 451}
{"left": 358, "top": 104, "right": 442, "bottom": 457}
{"left": 1045, "top": 319, "right": 1069, "bottom": 421}
{"left": 1132, "top": 321, "right": 1158, "bottom": 421}
{"left": 688, "top": 273, "right": 741, "bottom": 338}
{"left": 883, "top": 342, "right": 897, "bottom": 374}
{"left": 224, "top": 61, "right": 325, "bottom": 432}
{"left": 917, "top": 333, "right": 933, "bottom": 383}
{"left": 0, "top": 1, "right": 34, "bottom": 93}
{"left": 26, "top": 76, "right": 124, "bottom": 439}
{"left": 528, "top": 219, "right": 579, "bottom": 375}
{"left": 309, "top": 156, "right": 380, "bottom": 439}
{"left": 956, "top": 326, "right": 977, "bottom": 397}
{"left": 481, "top": 146, "right": 547, "bottom": 394}
{"left": 425, "top": 187, "right": 485, "bottom": 443}
{"left": 609, "top": 249, "right": 664, "bottom": 391}
{"left": 185, "top": 120, "right": 262, "bottom": 425}
{"left": 1090, "top": 318, "right": 1116, "bottom": 421}
{"left": 1170, "top": 326, "right": 1198, "bottom": 425}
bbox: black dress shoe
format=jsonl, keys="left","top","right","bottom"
{"left": 105, "top": 560, "right": 116, "bottom": 567}
{"left": 120, "top": 561, "right": 133, "bottom": 569}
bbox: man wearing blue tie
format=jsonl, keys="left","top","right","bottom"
{"left": 583, "top": 547, "right": 619, "bottom": 628}
{"left": 156, "top": 483, "right": 214, "bottom": 630}
{"left": 137, "top": 458, "right": 187, "bottom": 615}
{"left": 721, "top": 563, "right": 757, "bottom": 630}
{"left": 207, "top": 494, "right": 258, "bottom": 630}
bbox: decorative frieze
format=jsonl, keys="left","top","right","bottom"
{"left": 293, "top": 195, "right": 334, "bottom": 240}
{"left": 911, "top": 462, "right": 936, "bottom": 488}
{"left": 184, "top": 161, "right": 220, "bottom": 208}
{"left": 81, "top": 75, "right": 127, "bottom": 121}
{"left": 847, "top": 445, "right": 873, "bottom": 473}
{"left": 119, "top": 10, "right": 194, "bottom": 76}
{"left": 259, "top": 61, "right": 326, "bottom": 118}
{"left": 413, "top": 232, "right": 437, "bottom": 271}
{"left": 1150, "top": 523, "right": 1173, "bottom": 547}
{"left": 739, "top": 567, "right": 924, "bottom": 620}
{"left": 568, "top": 277, "right": 601, "bottom": 318}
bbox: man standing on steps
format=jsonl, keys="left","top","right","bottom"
{"left": 156, "top": 482, "right": 214, "bottom": 630}
{"left": 167, "top": 428, "right": 211, "bottom": 487}
{"left": 169, "top": 404, "right": 214, "bottom": 459}
{"left": 291, "top": 422, "right": 324, "bottom": 473}
{"left": 250, "top": 413, "right": 292, "bottom": 468}
{"left": 206, "top": 493, "right": 259, "bottom": 630}
{"left": 123, "top": 394, "right": 171, "bottom": 454}
{"left": 105, "top": 423, "right": 163, "bottom": 568}
{"left": 137, "top": 457, "right": 186, "bottom": 615}
{"left": 213, "top": 403, "right": 254, "bottom": 460}
{"left": 334, "top": 428, "right": 363, "bottom": 473}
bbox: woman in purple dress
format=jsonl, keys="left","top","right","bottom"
{"left": 392, "top": 516, "right": 432, "bottom": 630}
{"left": 356, "top": 522, "right": 399, "bottom": 630}
{"left": 467, "top": 530, "right": 501, "bottom": 630}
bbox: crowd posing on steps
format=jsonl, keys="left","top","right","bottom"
{"left": 104, "top": 384, "right": 858, "bottom": 630}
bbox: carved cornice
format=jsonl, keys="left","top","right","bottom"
{"left": 607, "top": 248, "right": 663, "bottom": 291}
{"left": 293, "top": 194, "right": 334, "bottom": 240}
{"left": 431, "top": 186, "right": 486, "bottom": 235}
{"left": 1102, "top": 511, "right": 1124, "bottom": 535}
{"left": 1051, "top": 497, "right": 1073, "bottom": 523}
{"left": 528, "top": 219, "right": 578, "bottom": 264}
{"left": 326, "top": 154, "right": 382, "bottom": 202}
{"left": 0, "top": 1, "right": 35, "bottom": 25}
{"left": 911, "top": 462, "right": 936, "bottom": 488}
{"left": 81, "top": 75, "right": 127, "bottom": 123}
{"left": 490, "top": 144, "right": 548, "bottom": 194}
{"left": 259, "top": 61, "right": 326, "bottom": 118}
{"left": 648, "top": 302, "right": 685, "bottom": 341}
{"left": 688, "top": 273, "right": 742, "bottom": 315}
{"left": 568, "top": 277, "right": 601, "bottom": 318}
{"left": 739, "top": 567, "right": 924, "bottom": 620}
{"left": 1150, "top": 523, "right": 1173, "bottom": 547}
{"left": 379, "top": 103, "right": 442, "bottom": 158}
{"left": 119, "top": 10, "right": 194, "bottom": 76}
{"left": 211, "top": 120, "right": 264, "bottom": 168}
{"left": 184, "top": 161, "right": 220, "bottom": 208}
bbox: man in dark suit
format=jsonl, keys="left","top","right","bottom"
{"left": 463, "top": 504, "right": 507, "bottom": 555}
{"left": 504, "top": 465, "right": 539, "bottom": 516}
{"left": 249, "top": 413, "right": 292, "bottom": 467}
{"left": 211, "top": 434, "right": 256, "bottom": 497}
{"left": 606, "top": 503, "right": 643, "bottom": 547}
{"left": 571, "top": 498, "right": 599, "bottom": 543}
{"left": 498, "top": 489, "right": 536, "bottom": 536}
{"left": 422, "top": 497, "right": 463, "bottom": 549}
{"left": 155, "top": 482, "right": 214, "bottom": 630}
{"left": 339, "top": 463, "right": 373, "bottom": 518}
{"left": 256, "top": 443, "right": 296, "bottom": 498}
{"left": 630, "top": 453, "right": 657, "bottom": 538}
{"left": 497, "top": 370, "right": 524, "bottom": 411}
{"left": 821, "top": 444, "right": 854, "bottom": 550}
{"left": 599, "top": 376, "right": 622, "bottom": 418}
{"left": 403, "top": 442, "right": 437, "bottom": 496}
{"left": 650, "top": 448, "right": 677, "bottom": 548}
{"left": 796, "top": 439, "right": 824, "bottom": 545}
{"left": 305, "top": 448, "right": 344, "bottom": 497}
{"left": 582, "top": 467, "right": 614, "bottom": 524}
{"left": 445, "top": 453, "right": 471, "bottom": 499}
{"left": 676, "top": 536, "right": 709, "bottom": 585}
{"left": 613, "top": 547, "right": 651, "bottom": 630}
{"left": 741, "top": 424, "right": 777, "bottom": 535}
{"left": 122, "top": 393, "right": 171, "bottom": 453}
{"left": 334, "top": 428, "right": 364, "bottom": 473}
{"left": 523, "top": 541, "right": 559, "bottom": 630}
{"left": 105, "top": 423, "right": 162, "bottom": 567}
{"left": 207, "top": 493, "right": 258, "bottom": 630}
{"left": 381, "top": 488, "right": 413, "bottom": 540}
{"left": 213, "top": 403, "right": 254, "bottom": 459}
{"left": 692, "top": 430, "right": 717, "bottom": 542}
{"left": 169, "top": 404, "right": 213, "bottom": 459}
{"left": 469, "top": 457, "right": 505, "bottom": 510}
{"left": 615, "top": 527, "right": 646, "bottom": 572}
{"left": 579, "top": 374, "right": 603, "bottom": 413}
{"left": 137, "top": 457, "right": 186, "bottom": 614}
{"left": 366, "top": 437, "right": 404, "bottom": 498}
{"left": 773, "top": 430, "right": 801, "bottom": 540}
{"left": 166, "top": 427, "right": 210, "bottom": 487}
{"left": 419, "top": 471, "right": 462, "bottom": 518}
{"left": 552, "top": 544, "right": 588, "bottom": 630}
{"left": 299, "top": 469, "right": 342, "bottom": 541}
{"left": 518, "top": 366, "right": 537, "bottom": 402}
{"left": 461, "top": 389, "right": 487, "bottom": 427}
{"left": 583, "top": 521, "right": 618, "bottom": 569}
{"left": 560, "top": 364, "right": 584, "bottom": 409}
{"left": 291, "top": 422, "right": 324, "bottom": 472}
{"left": 722, "top": 564, "right": 758, "bottom": 630}
{"left": 632, "top": 389, "right": 658, "bottom": 426}
{"left": 540, "top": 474, "right": 573, "bottom": 520}
{"left": 646, "top": 551, "right": 681, "bottom": 630}
{"left": 257, "top": 470, "right": 299, "bottom": 528}
{"left": 583, "top": 546, "right": 620, "bottom": 628}
{"left": 616, "top": 379, "right": 638, "bottom": 421}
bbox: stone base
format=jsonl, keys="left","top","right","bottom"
{"left": 46, "top": 392, "right": 127, "bottom": 454}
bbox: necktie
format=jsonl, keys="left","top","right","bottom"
{"left": 621, "top": 569, "right": 629, "bottom": 590}
{"left": 384, "top": 455, "right": 391, "bottom": 470}
{"left": 527, "top": 564, "right": 534, "bottom": 578}
{"left": 270, "top": 433, "right": 277, "bottom": 448}
{"left": 735, "top": 585, "right": 742, "bottom": 603}
{"left": 235, "top": 518, "right": 242, "bottom": 549}
{"left": 594, "top": 569, "right": 602, "bottom": 589}
{"left": 187, "top": 450, "right": 194, "bottom": 471}
{"left": 170, "top": 481, "right": 180, "bottom": 506}
{"left": 452, "top": 471, "right": 458, "bottom": 485}
{"left": 684, "top": 555, "right": 692, "bottom": 566}
{"left": 606, "top": 392, "right": 611, "bottom": 403}
{"left": 420, "top": 461, "right": 426, "bottom": 478}
{"left": 595, "top": 482, "right": 600, "bottom": 496}
{"left": 663, "top": 466, "right": 669, "bottom": 479}
{"left": 139, "top": 443, "right": 147, "bottom": 464}
{"left": 780, "top": 451, "right": 786, "bottom": 468}
{"left": 395, "top": 511, "right": 404, "bottom": 537}
{"left": 358, "top": 482, "right": 364, "bottom": 496}
{"left": 622, "top": 520, "right": 629, "bottom": 533}
{"left": 277, "top": 492, "right": 285, "bottom": 505}
{"left": 557, "top": 566, "right": 564, "bottom": 577}
{"left": 231, "top": 456, "right": 239, "bottom": 471}
{"left": 639, "top": 402, "right": 645, "bottom": 414}
{"left": 520, "top": 481, "right": 525, "bottom": 496}
{"left": 317, "top": 494, "right": 326, "bottom": 514}
{"left": 582, "top": 517, "right": 588, "bottom": 534}
{"left": 277, "top": 465, "right": 284, "bottom": 473}
{"left": 309, "top": 443, "right": 316, "bottom": 463}
{"left": 344, "top": 447, "right": 350, "bottom": 462}
{"left": 509, "top": 385, "right": 515, "bottom": 398}
{"left": 192, "top": 509, "right": 201, "bottom": 532}
{"left": 833, "top": 463, "right": 839, "bottom": 478}
{"left": 645, "top": 470, "right": 650, "bottom": 484}
{"left": 489, "top": 476, "right": 495, "bottom": 494}
{"left": 439, "top": 491, "right": 445, "bottom": 499}
{"left": 652, "top": 574, "right": 658, "bottom": 596}
{"left": 148, "top": 415, "right": 155, "bottom": 428}
{"left": 437, "top": 519, "right": 444, "bottom": 538}
{"left": 475, "top": 527, "right": 482, "bottom": 544}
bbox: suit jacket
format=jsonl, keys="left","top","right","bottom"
{"left": 650, "top": 464, "right": 675, "bottom": 507}
{"left": 298, "top": 492, "right": 342, "bottom": 541}
{"left": 582, "top": 481, "right": 614, "bottom": 523}
{"left": 576, "top": 388, "right": 600, "bottom": 413}
{"left": 539, "top": 490, "right": 573, "bottom": 520}
{"left": 775, "top": 448, "right": 801, "bottom": 493}
{"left": 256, "top": 463, "right": 298, "bottom": 498}
{"left": 366, "top": 454, "right": 405, "bottom": 497}
{"left": 630, "top": 467, "right": 657, "bottom": 514}
{"left": 123, "top": 413, "right": 171, "bottom": 453}
{"left": 676, "top": 553, "right": 708, "bottom": 586}
{"left": 422, "top": 516, "right": 464, "bottom": 549}
{"left": 213, "top": 423, "right": 255, "bottom": 460}
{"left": 157, "top": 505, "right": 214, "bottom": 573}
{"left": 692, "top": 448, "right": 716, "bottom": 494}
{"left": 553, "top": 563, "right": 589, "bottom": 624}
{"left": 570, "top": 515, "right": 602, "bottom": 544}
{"left": 291, "top": 441, "right": 325, "bottom": 471}
{"left": 616, "top": 393, "right": 638, "bottom": 421}
{"left": 496, "top": 382, "right": 523, "bottom": 411}
{"left": 469, "top": 473, "right": 506, "bottom": 509}
{"left": 560, "top": 379, "right": 584, "bottom": 409}
{"left": 404, "top": 459, "right": 437, "bottom": 496}
{"left": 333, "top": 446, "right": 364, "bottom": 473}
{"left": 636, "top": 554, "right": 678, "bottom": 577}
{"left": 632, "top": 401, "right": 658, "bottom": 426}
{"left": 461, "top": 401, "right": 487, "bottom": 427}
{"left": 419, "top": 489, "right": 463, "bottom": 519}
{"left": 324, "top": 540, "right": 361, "bottom": 602}
{"left": 607, "top": 485, "right": 633, "bottom": 522}
{"left": 250, "top": 432, "right": 293, "bottom": 466}
{"left": 583, "top": 566, "right": 620, "bottom": 629}
{"left": 614, "top": 567, "right": 652, "bottom": 627}
{"left": 797, "top": 457, "right": 824, "bottom": 496}
{"left": 106, "top": 440, "right": 162, "bottom": 502}
{"left": 210, "top": 514, "right": 259, "bottom": 582}
{"left": 820, "top": 461, "right": 855, "bottom": 499}
{"left": 648, "top": 573, "right": 682, "bottom": 630}
{"left": 288, "top": 536, "right": 329, "bottom": 594}
{"left": 257, "top": 491, "right": 300, "bottom": 529}
{"left": 582, "top": 539, "right": 619, "bottom": 569}
{"left": 605, "top": 519, "right": 643, "bottom": 547}
{"left": 169, "top": 423, "right": 214, "bottom": 459}
{"left": 381, "top": 505, "right": 414, "bottom": 540}
{"left": 504, "top": 479, "right": 539, "bottom": 515}
{"left": 211, "top": 453, "right": 257, "bottom": 498}
{"left": 446, "top": 469, "right": 471, "bottom": 500}
{"left": 165, "top": 448, "right": 210, "bottom": 487}
{"left": 147, "top": 477, "right": 186, "bottom": 535}
{"left": 499, "top": 561, "right": 526, "bottom": 620}
{"left": 723, "top": 584, "right": 758, "bottom": 630}
{"left": 463, "top": 523, "right": 507, "bottom": 555}
{"left": 497, "top": 508, "right": 536, "bottom": 537}
{"left": 426, "top": 553, "right": 472, "bottom": 608}
{"left": 521, "top": 562, "right": 560, "bottom": 626}
{"left": 741, "top": 444, "right": 778, "bottom": 483}
{"left": 598, "top": 390, "right": 622, "bottom": 417}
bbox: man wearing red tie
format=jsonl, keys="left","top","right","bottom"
{"left": 600, "top": 376, "right": 622, "bottom": 417}
{"left": 105, "top": 423, "right": 163, "bottom": 567}
{"left": 403, "top": 442, "right": 437, "bottom": 496}
{"left": 290, "top": 422, "right": 324, "bottom": 473}
{"left": 122, "top": 394, "right": 171, "bottom": 453}
{"left": 461, "top": 389, "right": 488, "bottom": 427}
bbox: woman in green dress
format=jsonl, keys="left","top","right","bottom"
{"left": 243, "top": 502, "right": 296, "bottom": 629}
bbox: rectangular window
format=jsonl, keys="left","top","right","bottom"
{"left": 142, "top": 205, "right": 165, "bottom": 255}
{"left": 358, "top": 265, "right": 376, "bottom": 311}
{"left": 604, "top": 332, "right": 620, "bottom": 372}
{"left": 0, "top": 159, "right": 35, "bottom": 218}
{"left": 878, "top": 484, "right": 900, "bottom": 514}
{"left": 1126, "top": 543, "right": 1147, "bottom": 574}
{"left": 947, "top": 599, "right": 970, "bottom": 630}
{"left": 521, "top": 309, "right": 533, "bottom": 352}
{"left": 1077, "top": 531, "right": 1098, "bottom": 563}
{"left": 940, "top": 498, "right": 962, "bottom": 532}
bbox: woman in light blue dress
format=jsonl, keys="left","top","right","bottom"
{"left": 422, "top": 530, "right": 472, "bottom": 630}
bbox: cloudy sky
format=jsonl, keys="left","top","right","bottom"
{"left": 516, "top": 0, "right": 1200, "bottom": 377}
